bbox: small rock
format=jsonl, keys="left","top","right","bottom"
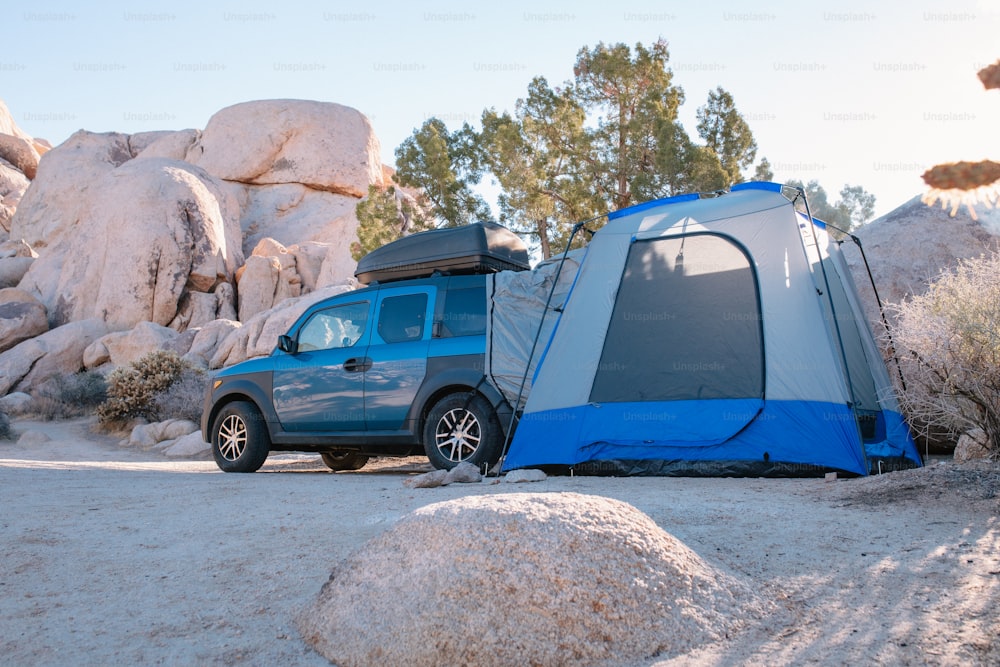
{"left": 0, "top": 256, "right": 34, "bottom": 288}
{"left": 444, "top": 461, "right": 482, "bottom": 484}
{"left": 403, "top": 468, "right": 450, "bottom": 488}
{"left": 0, "top": 239, "right": 37, "bottom": 259}
{"left": 163, "top": 431, "right": 210, "bottom": 458}
{"left": 128, "top": 423, "right": 160, "bottom": 449}
{"left": 82, "top": 340, "right": 111, "bottom": 369}
{"left": 155, "top": 419, "right": 199, "bottom": 442}
{"left": 128, "top": 419, "right": 199, "bottom": 450}
{"left": 955, "top": 428, "right": 991, "bottom": 462}
{"left": 503, "top": 468, "right": 547, "bottom": 483}
{"left": 0, "top": 391, "right": 32, "bottom": 414}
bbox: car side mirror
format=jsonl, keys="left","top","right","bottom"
{"left": 277, "top": 334, "right": 297, "bottom": 354}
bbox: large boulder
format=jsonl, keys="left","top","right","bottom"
{"left": 235, "top": 238, "right": 302, "bottom": 321}
{"left": 299, "top": 492, "right": 767, "bottom": 667}
{"left": 184, "top": 99, "right": 384, "bottom": 197}
{"left": 0, "top": 134, "right": 40, "bottom": 180}
{"left": 0, "top": 319, "right": 109, "bottom": 394}
{"left": 135, "top": 129, "right": 200, "bottom": 161}
{"left": 17, "top": 157, "right": 243, "bottom": 329}
{"left": 0, "top": 99, "right": 47, "bottom": 177}
{"left": 10, "top": 131, "right": 135, "bottom": 248}
{"left": 0, "top": 256, "right": 33, "bottom": 288}
{"left": 233, "top": 183, "right": 359, "bottom": 279}
{"left": 954, "top": 429, "right": 992, "bottom": 462}
{"left": 0, "top": 288, "right": 48, "bottom": 353}
{"left": 183, "top": 318, "right": 241, "bottom": 368}
{"left": 167, "top": 287, "right": 234, "bottom": 332}
{"left": 236, "top": 255, "right": 283, "bottom": 322}
{"left": 846, "top": 196, "right": 1000, "bottom": 328}
{"left": 127, "top": 130, "right": 180, "bottom": 156}
{"left": 286, "top": 241, "right": 332, "bottom": 293}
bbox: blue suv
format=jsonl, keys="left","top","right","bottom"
{"left": 201, "top": 273, "right": 514, "bottom": 472}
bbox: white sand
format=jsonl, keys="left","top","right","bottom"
{"left": 1, "top": 417, "right": 997, "bottom": 666}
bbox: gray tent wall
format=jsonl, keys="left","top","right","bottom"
{"left": 806, "top": 217, "right": 914, "bottom": 464}
{"left": 484, "top": 251, "right": 584, "bottom": 412}
{"left": 500, "top": 182, "right": 922, "bottom": 476}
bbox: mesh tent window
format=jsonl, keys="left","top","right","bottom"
{"left": 590, "top": 233, "right": 764, "bottom": 403}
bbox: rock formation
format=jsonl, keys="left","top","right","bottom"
{"left": 0, "top": 98, "right": 385, "bottom": 394}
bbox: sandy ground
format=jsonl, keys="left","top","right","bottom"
{"left": 1, "top": 417, "right": 998, "bottom": 666}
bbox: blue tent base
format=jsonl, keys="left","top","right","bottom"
{"left": 523, "top": 455, "right": 920, "bottom": 478}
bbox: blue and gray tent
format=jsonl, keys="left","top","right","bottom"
{"left": 488, "top": 182, "right": 921, "bottom": 476}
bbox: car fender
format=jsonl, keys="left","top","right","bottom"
{"left": 408, "top": 361, "right": 514, "bottom": 438}
{"left": 202, "top": 371, "right": 277, "bottom": 442}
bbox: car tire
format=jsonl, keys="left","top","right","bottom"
{"left": 211, "top": 401, "right": 270, "bottom": 473}
{"left": 320, "top": 451, "right": 370, "bottom": 471}
{"left": 423, "top": 393, "right": 502, "bottom": 471}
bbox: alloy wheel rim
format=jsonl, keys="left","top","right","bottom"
{"left": 434, "top": 408, "right": 481, "bottom": 462}
{"left": 218, "top": 414, "right": 248, "bottom": 461}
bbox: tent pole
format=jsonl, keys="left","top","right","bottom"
{"left": 844, "top": 233, "right": 908, "bottom": 392}
{"left": 495, "top": 216, "right": 602, "bottom": 474}
{"left": 813, "top": 220, "right": 907, "bottom": 391}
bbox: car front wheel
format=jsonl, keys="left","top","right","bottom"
{"left": 423, "top": 393, "right": 502, "bottom": 471}
{"left": 212, "top": 401, "right": 270, "bottom": 473}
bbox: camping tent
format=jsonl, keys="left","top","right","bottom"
{"left": 500, "top": 182, "right": 922, "bottom": 476}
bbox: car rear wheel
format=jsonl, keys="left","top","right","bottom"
{"left": 320, "top": 450, "right": 370, "bottom": 471}
{"left": 212, "top": 401, "right": 270, "bottom": 473}
{"left": 423, "top": 393, "right": 502, "bottom": 471}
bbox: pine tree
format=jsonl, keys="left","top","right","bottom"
{"left": 696, "top": 86, "right": 758, "bottom": 185}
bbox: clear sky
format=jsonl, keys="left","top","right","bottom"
{"left": 3, "top": 0, "right": 998, "bottom": 218}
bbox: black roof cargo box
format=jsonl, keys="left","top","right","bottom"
{"left": 355, "top": 222, "right": 530, "bottom": 284}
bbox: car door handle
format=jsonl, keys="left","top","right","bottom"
{"left": 343, "top": 357, "right": 372, "bottom": 373}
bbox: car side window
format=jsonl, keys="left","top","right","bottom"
{"left": 440, "top": 286, "right": 487, "bottom": 337}
{"left": 297, "top": 301, "right": 369, "bottom": 352}
{"left": 377, "top": 294, "right": 428, "bottom": 343}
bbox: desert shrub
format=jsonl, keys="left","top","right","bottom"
{"left": 890, "top": 252, "right": 1000, "bottom": 457}
{"left": 97, "top": 350, "right": 192, "bottom": 425}
{"left": 151, "top": 365, "right": 208, "bottom": 423}
{"left": 31, "top": 371, "right": 108, "bottom": 420}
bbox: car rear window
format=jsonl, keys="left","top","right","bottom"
{"left": 440, "top": 286, "right": 487, "bottom": 337}
{"left": 377, "top": 293, "right": 428, "bottom": 343}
